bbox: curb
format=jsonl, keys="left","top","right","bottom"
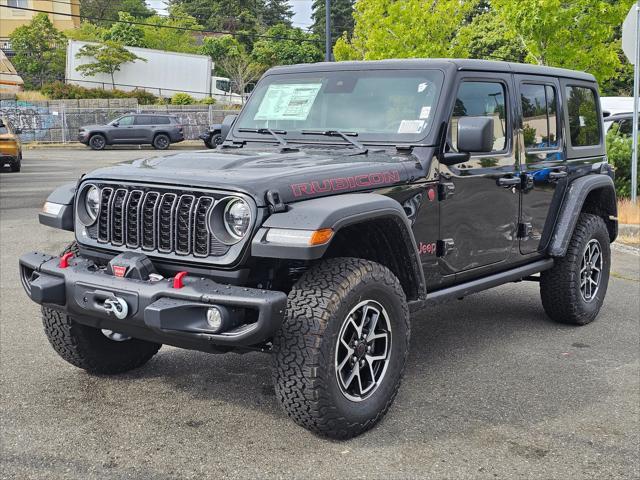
{"left": 618, "top": 224, "right": 639, "bottom": 237}
{"left": 612, "top": 242, "right": 640, "bottom": 256}
{"left": 24, "top": 140, "right": 207, "bottom": 151}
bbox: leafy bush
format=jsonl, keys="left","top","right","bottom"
{"left": 170, "top": 92, "right": 195, "bottom": 105}
{"left": 198, "top": 96, "right": 216, "bottom": 105}
{"left": 40, "top": 82, "right": 158, "bottom": 104}
{"left": 606, "top": 125, "right": 636, "bottom": 198}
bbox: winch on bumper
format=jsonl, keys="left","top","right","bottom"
{"left": 19, "top": 251, "right": 287, "bottom": 352}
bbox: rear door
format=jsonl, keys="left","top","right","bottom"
{"left": 438, "top": 73, "right": 520, "bottom": 274}
{"left": 133, "top": 115, "right": 155, "bottom": 142}
{"left": 515, "top": 76, "right": 567, "bottom": 254}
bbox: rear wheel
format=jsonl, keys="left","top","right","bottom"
{"left": 152, "top": 133, "right": 170, "bottom": 150}
{"left": 272, "top": 258, "right": 410, "bottom": 439}
{"left": 540, "top": 213, "right": 611, "bottom": 325}
{"left": 89, "top": 134, "right": 106, "bottom": 150}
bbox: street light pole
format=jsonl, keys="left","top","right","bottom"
{"left": 325, "top": 0, "right": 332, "bottom": 62}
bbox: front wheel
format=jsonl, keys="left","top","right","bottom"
{"left": 540, "top": 213, "right": 611, "bottom": 325}
{"left": 272, "top": 258, "right": 410, "bottom": 439}
{"left": 89, "top": 134, "right": 106, "bottom": 150}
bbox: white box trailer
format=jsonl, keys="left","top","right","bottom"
{"left": 67, "top": 40, "right": 225, "bottom": 101}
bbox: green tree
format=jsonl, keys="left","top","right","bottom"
{"left": 200, "top": 35, "right": 244, "bottom": 76}
{"left": 262, "top": 0, "right": 294, "bottom": 27}
{"left": 9, "top": 13, "right": 67, "bottom": 89}
{"left": 75, "top": 41, "right": 147, "bottom": 88}
{"left": 103, "top": 12, "right": 148, "bottom": 47}
{"left": 141, "top": 6, "right": 201, "bottom": 52}
{"left": 493, "top": 0, "right": 634, "bottom": 84}
{"left": 80, "top": 0, "right": 154, "bottom": 25}
{"left": 252, "top": 25, "right": 323, "bottom": 69}
{"left": 311, "top": 0, "right": 355, "bottom": 51}
{"left": 219, "top": 53, "right": 263, "bottom": 102}
{"left": 451, "top": 11, "right": 527, "bottom": 62}
{"left": 65, "top": 22, "right": 107, "bottom": 43}
{"left": 334, "top": 0, "right": 476, "bottom": 61}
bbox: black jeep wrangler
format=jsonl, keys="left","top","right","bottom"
{"left": 20, "top": 60, "right": 617, "bottom": 439}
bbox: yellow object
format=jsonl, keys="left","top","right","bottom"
{"left": 0, "top": 116, "right": 22, "bottom": 163}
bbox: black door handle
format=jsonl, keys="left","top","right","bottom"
{"left": 548, "top": 170, "right": 567, "bottom": 180}
{"left": 497, "top": 176, "right": 521, "bottom": 187}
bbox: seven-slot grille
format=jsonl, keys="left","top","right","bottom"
{"left": 89, "top": 184, "right": 228, "bottom": 258}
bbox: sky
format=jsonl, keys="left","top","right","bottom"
{"left": 145, "top": 1, "right": 314, "bottom": 29}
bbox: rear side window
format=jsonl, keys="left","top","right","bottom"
{"left": 451, "top": 81, "right": 508, "bottom": 153}
{"left": 155, "top": 116, "right": 171, "bottom": 125}
{"left": 521, "top": 83, "right": 558, "bottom": 149}
{"left": 566, "top": 86, "right": 600, "bottom": 147}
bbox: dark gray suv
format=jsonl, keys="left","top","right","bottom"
{"left": 79, "top": 114, "right": 184, "bottom": 150}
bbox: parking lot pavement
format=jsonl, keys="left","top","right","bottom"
{"left": 1, "top": 149, "right": 639, "bottom": 480}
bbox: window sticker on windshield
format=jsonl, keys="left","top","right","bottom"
{"left": 419, "top": 106, "right": 431, "bottom": 119}
{"left": 418, "top": 82, "right": 428, "bottom": 93}
{"left": 254, "top": 83, "right": 322, "bottom": 121}
{"left": 397, "top": 120, "right": 424, "bottom": 134}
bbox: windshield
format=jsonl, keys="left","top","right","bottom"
{"left": 235, "top": 69, "right": 444, "bottom": 143}
{"left": 216, "top": 79, "right": 231, "bottom": 93}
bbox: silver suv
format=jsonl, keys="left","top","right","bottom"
{"left": 78, "top": 114, "right": 184, "bottom": 150}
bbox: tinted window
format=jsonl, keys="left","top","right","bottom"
{"left": 134, "top": 116, "right": 150, "bottom": 125}
{"left": 155, "top": 116, "right": 171, "bottom": 125}
{"left": 118, "top": 116, "right": 134, "bottom": 126}
{"left": 617, "top": 119, "right": 634, "bottom": 136}
{"left": 566, "top": 86, "right": 600, "bottom": 146}
{"left": 521, "top": 83, "right": 558, "bottom": 149}
{"left": 451, "top": 81, "right": 507, "bottom": 152}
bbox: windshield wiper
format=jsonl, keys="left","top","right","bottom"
{"left": 301, "top": 130, "right": 368, "bottom": 155}
{"left": 237, "top": 128, "right": 299, "bottom": 152}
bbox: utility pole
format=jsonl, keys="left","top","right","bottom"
{"left": 325, "top": 0, "right": 331, "bottom": 62}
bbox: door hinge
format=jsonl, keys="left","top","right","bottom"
{"left": 438, "top": 182, "right": 455, "bottom": 201}
{"left": 518, "top": 222, "right": 533, "bottom": 239}
{"left": 436, "top": 238, "right": 455, "bottom": 257}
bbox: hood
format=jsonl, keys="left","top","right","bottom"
{"left": 83, "top": 147, "right": 419, "bottom": 206}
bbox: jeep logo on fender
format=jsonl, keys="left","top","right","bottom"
{"left": 290, "top": 170, "right": 401, "bottom": 198}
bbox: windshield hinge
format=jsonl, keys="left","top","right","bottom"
{"left": 266, "top": 190, "right": 288, "bottom": 213}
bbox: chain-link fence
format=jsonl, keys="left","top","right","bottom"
{"left": 0, "top": 101, "right": 232, "bottom": 143}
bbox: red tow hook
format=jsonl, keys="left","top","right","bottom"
{"left": 173, "top": 271, "right": 188, "bottom": 289}
{"left": 59, "top": 252, "right": 74, "bottom": 268}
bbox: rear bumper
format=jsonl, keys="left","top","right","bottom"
{"left": 19, "top": 252, "right": 287, "bottom": 350}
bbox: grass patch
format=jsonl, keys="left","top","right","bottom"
{"left": 618, "top": 199, "right": 639, "bottom": 225}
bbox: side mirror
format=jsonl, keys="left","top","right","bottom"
{"left": 220, "top": 114, "right": 238, "bottom": 142}
{"left": 112, "top": 122, "right": 119, "bottom": 127}
{"left": 457, "top": 116, "right": 494, "bottom": 153}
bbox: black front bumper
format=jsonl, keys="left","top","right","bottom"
{"left": 19, "top": 252, "right": 287, "bottom": 351}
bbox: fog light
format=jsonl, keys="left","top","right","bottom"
{"left": 206, "top": 307, "right": 223, "bottom": 331}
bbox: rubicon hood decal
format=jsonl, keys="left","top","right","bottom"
{"left": 83, "top": 148, "right": 416, "bottom": 206}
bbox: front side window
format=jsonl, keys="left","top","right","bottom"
{"left": 451, "top": 81, "right": 507, "bottom": 153}
{"left": 116, "top": 116, "right": 134, "bottom": 126}
{"left": 216, "top": 79, "right": 231, "bottom": 93}
{"left": 566, "top": 86, "right": 600, "bottom": 147}
{"left": 521, "top": 83, "right": 558, "bottom": 150}
{"left": 235, "top": 69, "right": 444, "bottom": 143}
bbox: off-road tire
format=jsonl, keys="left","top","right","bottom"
{"left": 152, "top": 133, "right": 170, "bottom": 150}
{"left": 10, "top": 154, "right": 21, "bottom": 172}
{"left": 41, "top": 242, "right": 161, "bottom": 374}
{"left": 272, "top": 257, "right": 410, "bottom": 439}
{"left": 89, "top": 134, "right": 106, "bottom": 150}
{"left": 204, "top": 134, "right": 221, "bottom": 149}
{"left": 540, "top": 213, "right": 611, "bottom": 325}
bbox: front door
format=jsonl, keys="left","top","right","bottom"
{"left": 110, "top": 115, "right": 136, "bottom": 143}
{"left": 515, "top": 76, "right": 567, "bottom": 254}
{"left": 438, "top": 74, "right": 520, "bottom": 274}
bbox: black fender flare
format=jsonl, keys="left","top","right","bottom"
{"left": 38, "top": 182, "right": 76, "bottom": 231}
{"left": 251, "top": 193, "right": 426, "bottom": 299}
{"left": 547, "top": 174, "right": 617, "bottom": 257}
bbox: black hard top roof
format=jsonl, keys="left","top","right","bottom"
{"left": 269, "top": 58, "right": 596, "bottom": 82}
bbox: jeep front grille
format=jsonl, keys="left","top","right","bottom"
{"left": 87, "top": 184, "right": 229, "bottom": 258}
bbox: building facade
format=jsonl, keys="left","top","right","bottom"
{"left": 1, "top": 0, "right": 80, "bottom": 53}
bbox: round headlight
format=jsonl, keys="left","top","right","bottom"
{"left": 85, "top": 185, "right": 100, "bottom": 222}
{"left": 223, "top": 198, "right": 251, "bottom": 239}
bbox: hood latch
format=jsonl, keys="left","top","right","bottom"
{"left": 266, "top": 190, "right": 288, "bottom": 213}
